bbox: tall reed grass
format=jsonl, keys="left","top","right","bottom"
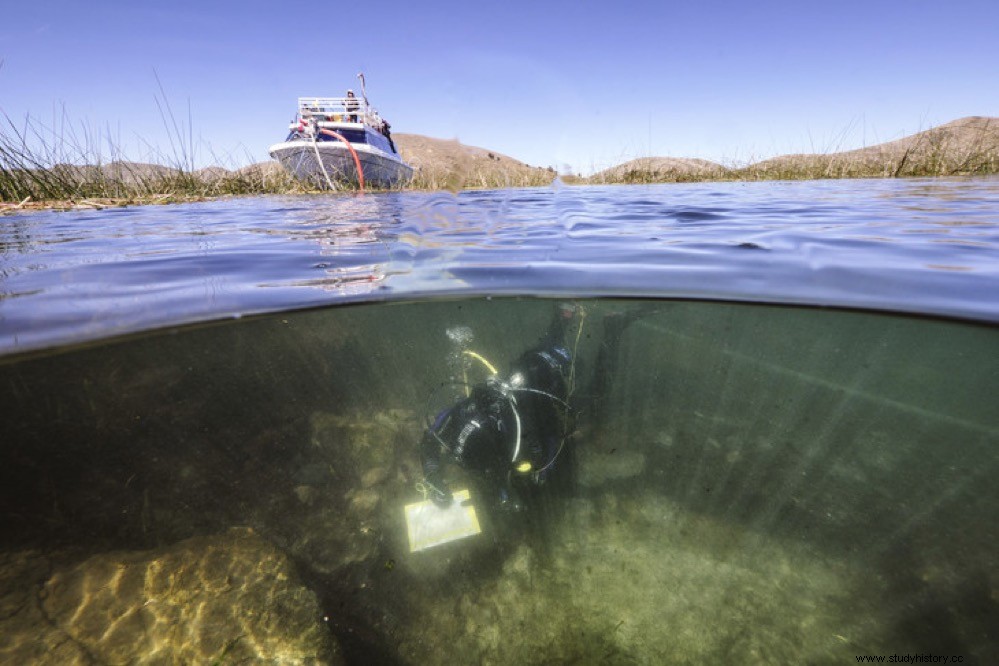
{"left": 4, "top": 95, "right": 996, "bottom": 209}
{"left": 731, "top": 123, "right": 999, "bottom": 181}
{"left": 585, "top": 118, "right": 999, "bottom": 185}
{"left": 406, "top": 163, "right": 555, "bottom": 191}
{"left": 0, "top": 113, "right": 554, "bottom": 209}
{"left": 0, "top": 112, "right": 303, "bottom": 209}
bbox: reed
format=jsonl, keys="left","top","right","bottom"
{"left": 0, "top": 117, "right": 552, "bottom": 210}
{"left": 585, "top": 117, "right": 999, "bottom": 185}
{"left": 4, "top": 104, "right": 996, "bottom": 210}
{"left": 405, "top": 164, "right": 554, "bottom": 191}
{"left": 588, "top": 167, "right": 724, "bottom": 185}
{"left": 0, "top": 111, "right": 306, "bottom": 209}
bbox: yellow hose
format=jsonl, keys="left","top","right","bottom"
{"left": 462, "top": 350, "right": 498, "bottom": 376}
{"left": 568, "top": 305, "right": 586, "bottom": 399}
{"left": 460, "top": 350, "right": 497, "bottom": 398}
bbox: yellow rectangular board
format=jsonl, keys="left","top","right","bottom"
{"left": 405, "top": 488, "right": 482, "bottom": 552}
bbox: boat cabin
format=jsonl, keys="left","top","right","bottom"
{"left": 285, "top": 96, "right": 398, "bottom": 155}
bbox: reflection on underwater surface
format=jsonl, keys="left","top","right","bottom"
{"left": 1, "top": 298, "right": 996, "bottom": 663}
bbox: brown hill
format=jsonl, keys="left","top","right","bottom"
{"left": 392, "top": 134, "right": 555, "bottom": 190}
{"left": 236, "top": 134, "right": 554, "bottom": 191}
{"left": 47, "top": 161, "right": 180, "bottom": 188}
{"left": 588, "top": 157, "right": 728, "bottom": 184}
{"left": 743, "top": 116, "right": 999, "bottom": 179}
{"left": 236, "top": 161, "right": 286, "bottom": 180}
{"left": 1, "top": 132, "right": 549, "bottom": 207}
{"left": 588, "top": 117, "right": 999, "bottom": 184}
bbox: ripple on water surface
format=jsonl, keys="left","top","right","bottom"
{"left": 1, "top": 177, "right": 998, "bottom": 353}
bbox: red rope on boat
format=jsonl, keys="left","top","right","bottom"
{"left": 318, "top": 128, "right": 365, "bottom": 192}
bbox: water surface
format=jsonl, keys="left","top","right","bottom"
{"left": 3, "top": 177, "right": 998, "bottom": 354}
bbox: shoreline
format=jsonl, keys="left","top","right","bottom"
{"left": 4, "top": 168, "right": 999, "bottom": 217}
{"left": 0, "top": 193, "right": 211, "bottom": 215}
{"left": 3, "top": 117, "right": 997, "bottom": 214}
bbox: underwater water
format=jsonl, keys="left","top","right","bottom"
{"left": 1, "top": 179, "right": 998, "bottom": 663}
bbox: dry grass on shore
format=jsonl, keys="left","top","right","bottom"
{"left": 0, "top": 162, "right": 303, "bottom": 211}
{"left": 0, "top": 112, "right": 304, "bottom": 213}
{"left": 586, "top": 116, "right": 999, "bottom": 185}
{"left": 0, "top": 120, "right": 554, "bottom": 213}
{"left": 0, "top": 168, "right": 302, "bottom": 212}
{"left": 4, "top": 115, "right": 999, "bottom": 214}
{"left": 587, "top": 157, "right": 730, "bottom": 184}
{"left": 735, "top": 116, "right": 999, "bottom": 181}
{"left": 394, "top": 133, "right": 555, "bottom": 191}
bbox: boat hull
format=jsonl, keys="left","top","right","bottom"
{"left": 269, "top": 141, "right": 414, "bottom": 189}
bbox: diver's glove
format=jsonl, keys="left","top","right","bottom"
{"left": 424, "top": 475, "right": 453, "bottom": 508}
{"left": 498, "top": 487, "right": 525, "bottom": 513}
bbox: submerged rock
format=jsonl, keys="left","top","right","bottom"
{"left": 308, "top": 409, "right": 418, "bottom": 488}
{"left": 577, "top": 448, "right": 646, "bottom": 487}
{"left": 0, "top": 550, "right": 93, "bottom": 664}
{"left": 284, "top": 410, "right": 421, "bottom": 576}
{"left": 1, "top": 528, "right": 340, "bottom": 665}
{"left": 295, "top": 484, "right": 320, "bottom": 506}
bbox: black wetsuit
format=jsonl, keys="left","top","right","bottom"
{"left": 419, "top": 309, "right": 575, "bottom": 511}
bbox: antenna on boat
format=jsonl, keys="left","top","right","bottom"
{"left": 357, "top": 72, "right": 369, "bottom": 108}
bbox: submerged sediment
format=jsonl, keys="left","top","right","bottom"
{"left": 0, "top": 404, "right": 965, "bottom": 663}
{"left": 1, "top": 299, "right": 995, "bottom": 662}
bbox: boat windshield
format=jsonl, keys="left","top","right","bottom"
{"left": 317, "top": 129, "right": 367, "bottom": 143}
{"left": 283, "top": 128, "right": 370, "bottom": 144}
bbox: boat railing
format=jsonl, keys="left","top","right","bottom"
{"left": 297, "top": 97, "right": 383, "bottom": 127}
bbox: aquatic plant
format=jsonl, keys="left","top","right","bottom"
{"left": 587, "top": 157, "right": 729, "bottom": 185}
{"left": 3, "top": 106, "right": 996, "bottom": 209}
{"left": 0, "top": 114, "right": 303, "bottom": 209}
{"left": 406, "top": 163, "right": 555, "bottom": 191}
{"left": 0, "top": 113, "right": 553, "bottom": 208}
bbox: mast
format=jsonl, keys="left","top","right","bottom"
{"left": 357, "top": 72, "right": 369, "bottom": 109}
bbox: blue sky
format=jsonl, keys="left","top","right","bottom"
{"left": 1, "top": 0, "right": 997, "bottom": 174}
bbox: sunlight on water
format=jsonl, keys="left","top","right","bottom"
{"left": 2, "top": 177, "right": 998, "bottom": 354}
{"left": 1, "top": 298, "right": 996, "bottom": 663}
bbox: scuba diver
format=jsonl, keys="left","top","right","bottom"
{"left": 418, "top": 303, "right": 582, "bottom": 516}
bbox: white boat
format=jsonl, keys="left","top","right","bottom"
{"left": 268, "top": 82, "right": 413, "bottom": 189}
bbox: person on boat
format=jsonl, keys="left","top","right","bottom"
{"left": 380, "top": 119, "right": 397, "bottom": 153}
{"left": 296, "top": 109, "right": 317, "bottom": 138}
{"left": 419, "top": 303, "right": 580, "bottom": 515}
{"left": 345, "top": 90, "right": 360, "bottom": 123}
